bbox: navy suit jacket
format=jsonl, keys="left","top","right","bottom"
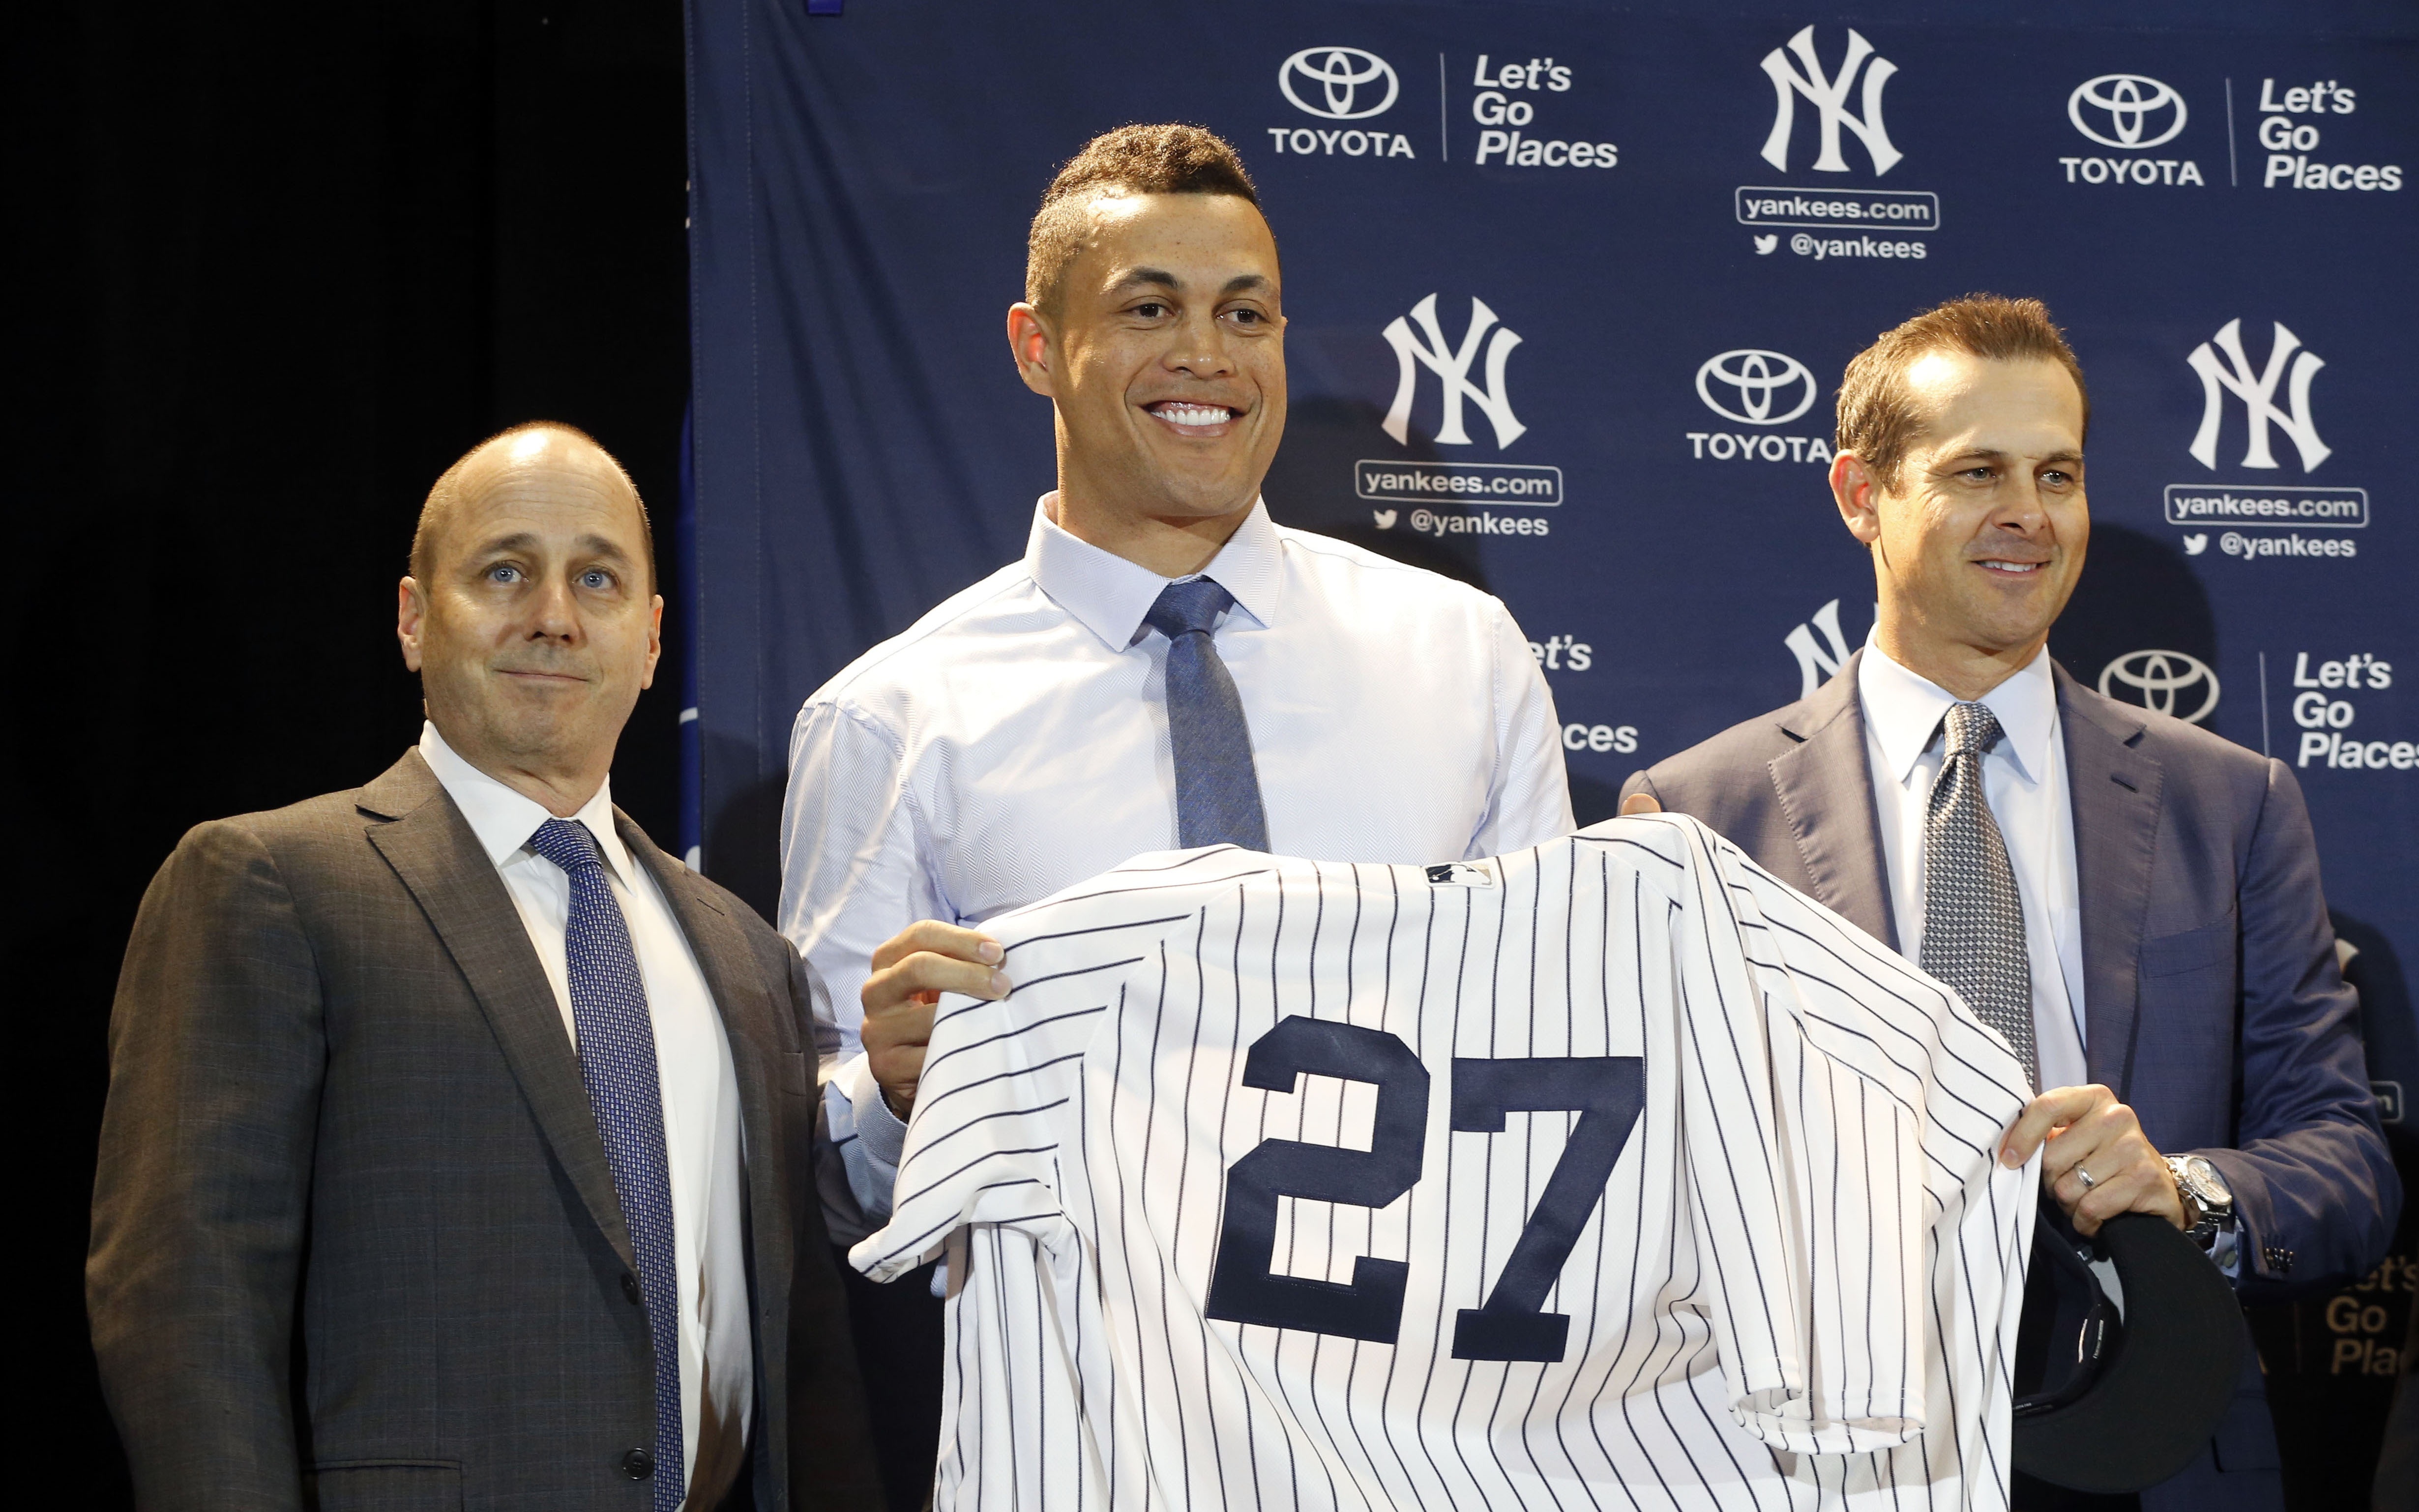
{"left": 1622, "top": 652, "right": 2397, "bottom": 1508}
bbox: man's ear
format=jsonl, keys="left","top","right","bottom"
{"left": 1831, "top": 453, "right": 1886, "bottom": 546}
{"left": 1007, "top": 303, "right": 1057, "bottom": 398}
{"left": 638, "top": 593, "right": 664, "bottom": 691}
{"left": 397, "top": 576, "right": 428, "bottom": 672}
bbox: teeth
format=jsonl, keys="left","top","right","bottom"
{"left": 1155, "top": 404, "right": 1230, "bottom": 427}
{"left": 1981, "top": 561, "right": 2040, "bottom": 572}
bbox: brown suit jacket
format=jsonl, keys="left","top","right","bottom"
{"left": 88, "top": 750, "right": 881, "bottom": 1512}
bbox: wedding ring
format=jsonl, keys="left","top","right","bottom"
{"left": 2073, "top": 1165, "right": 2097, "bottom": 1191}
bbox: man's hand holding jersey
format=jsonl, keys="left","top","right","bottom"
{"left": 861, "top": 921, "right": 1009, "bottom": 1117}
{"left": 2002, "top": 1084, "right": 2191, "bottom": 1234}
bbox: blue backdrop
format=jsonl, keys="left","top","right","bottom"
{"left": 684, "top": 0, "right": 2414, "bottom": 1209}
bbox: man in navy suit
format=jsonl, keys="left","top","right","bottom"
{"left": 1622, "top": 295, "right": 2395, "bottom": 1512}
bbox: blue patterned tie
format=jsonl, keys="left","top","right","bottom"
{"left": 527, "top": 819, "right": 683, "bottom": 1511}
{"left": 1145, "top": 578, "right": 1270, "bottom": 850}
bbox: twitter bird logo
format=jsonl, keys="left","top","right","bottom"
{"left": 2183, "top": 533, "right": 2209, "bottom": 555}
{"left": 1753, "top": 234, "right": 1778, "bottom": 255}
{"left": 1373, "top": 509, "right": 1398, "bottom": 529}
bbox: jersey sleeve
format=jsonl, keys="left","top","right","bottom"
{"left": 849, "top": 850, "right": 1264, "bottom": 1281}
{"left": 847, "top": 880, "right": 1203, "bottom": 1282}
{"left": 1661, "top": 814, "right": 2030, "bottom": 1459}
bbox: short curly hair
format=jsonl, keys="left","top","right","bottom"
{"left": 1836, "top": 294, "right": 2089, "bottom": 490}
{"left": 1026, "top": 124, "right": 1264, "bottom": 316}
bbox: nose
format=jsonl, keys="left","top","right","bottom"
{"left": 526, "top": 575, "right": 583, "bottom": 640}
{"left": 1995, "top": 475, "right": 2052, "bottom": 535}
{"left": 1165, "top": 307, "right": 1236, "bottom": 380}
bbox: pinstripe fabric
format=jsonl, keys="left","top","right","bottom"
{"left": 854, "top": 814, "right": 2037, "bottom": 1511}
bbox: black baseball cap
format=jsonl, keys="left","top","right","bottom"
{"left": 2010, "top": 1204, "right": 2243, "bottom": 1492}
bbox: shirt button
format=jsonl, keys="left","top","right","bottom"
{"left": 620, "top": 1273, "right": 643, "bottom": 1305}
{"left": 622, "top": 1448, "right": 655, "bottom": 1480}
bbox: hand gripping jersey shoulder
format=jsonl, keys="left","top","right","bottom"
{"left": 854, "top": 815, "right": 2038, "bottom": 1511}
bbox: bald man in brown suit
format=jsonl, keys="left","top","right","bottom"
{"left": 88, "top": 425, "right": 880, "bottom": 1512}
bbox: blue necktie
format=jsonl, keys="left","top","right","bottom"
{"left": 1145, "top": 578, "right": 1270, "bottom": 850}
{"left": 527, "top": 819, "right": 683, "bottom": 1511}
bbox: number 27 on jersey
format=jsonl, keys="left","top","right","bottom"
{"left": 1203, "top": 1016, "right": 1645, "bottom": 1365}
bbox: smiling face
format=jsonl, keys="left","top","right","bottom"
{"left": 397, "top": 429, "right": 662, "bottom": 807}
{"left": 1833, "top": 352, "right": 2088, "bottom": 696}
{"left": 1010, "top": 191, "right": 1285, "bottom": 550}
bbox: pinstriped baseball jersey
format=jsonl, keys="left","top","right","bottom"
{"left": 853, "top": 814, "right": 2038, "bottom": 1510}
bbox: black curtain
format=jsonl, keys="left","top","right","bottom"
{"left": 17, "top": 2, "right": 691, "bottom": 1498}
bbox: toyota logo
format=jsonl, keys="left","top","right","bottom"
{"left": 1279, "top": 46, "right": 1399, "bottom": 121}
{"left": 2068, "top": 74, "right": 2188, "bottom": 149}
{"left": 1695, "top": 349, "right": 1819, "bottom": 425}
{"left": 2099, "top": 649, "right": 2220, "bottom": 724}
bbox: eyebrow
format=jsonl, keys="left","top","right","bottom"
{"left": 470, "top": 530, "right": 636, "bottom": 563}
{"left": 1109, "top": 269, "right": 1272, "bottom": 297}
{"left": 1939, "top": 447, "right": 2083, "bottom": 466}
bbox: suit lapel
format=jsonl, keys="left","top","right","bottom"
{"left": 622, "top": 819, "right": 790, "bottom": 1274}
{"left": 360, "top": 752, "right": 638, "bottom": 1274}
{"left": 1767, "top": 652, "right": 1899, "bottom": 950}
{"left": 2057, "top": 665, "right": 2163, "bottom": 1100}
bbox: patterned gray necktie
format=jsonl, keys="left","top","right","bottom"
{"left": 1145, "top": 578, "right": 1270, "bottom": 850}
{"left": 1918, "top": 702, "right": 2038, "bottom": 1087}
{"left": 527, "top": 818, "right": 684, "bottom": 1511}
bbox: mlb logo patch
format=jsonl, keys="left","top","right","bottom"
{"left": 1425, "top": 862, "right": 1497, "bottom": 887}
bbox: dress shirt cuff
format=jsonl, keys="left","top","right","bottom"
{"left": 838, "top": 1052, "right": 911, "bottom": 1178}
{"left": 816, "top": 1053, "right": 907, "bottom": 1236}
{"left": 2211, "top": 1222, "right": 2241, "bottom": 1279}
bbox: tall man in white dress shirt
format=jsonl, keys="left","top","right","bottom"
{"left": 779, "top": 125, "right": 1573, "bottom": 1238}
{"left": 90, "top": 423, "right": 877, "bottom": 1511}
{"left": 1621, "top": 297, "right": 2395, "bottom": 1511}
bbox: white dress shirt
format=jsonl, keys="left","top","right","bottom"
{"left": 782, "top": 495, "right": 1574, "bottom": 1227}
{"left": 1857, "top": 640, "right": 2090, "bottom": 1093}
{"left": 420, "top": 723, "right": 750, "bottom": 1504}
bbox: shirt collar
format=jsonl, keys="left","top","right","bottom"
{"left": 1023, "top": 493, "right": 1281, "bottom": 652}
{"left": 1857, "top": 636, "right": 2058, "bottom": 787}
{"left": 418, "top": 720, "right": 634, "bottom": 884}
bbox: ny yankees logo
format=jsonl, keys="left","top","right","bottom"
{"left": 1784, "top": 597, "right": 1852, "bottom": 699}
{"left": 2186, "top": 319, "right": 2330, "bottom": 471}
{"left": 1759, "top": 26, "right": 1902, "bottom": 175}
{"left": 1382, "top": 293, "right": 1527, "bottom": 448}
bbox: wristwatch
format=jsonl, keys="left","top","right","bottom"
{"left": 2167, "top": 1154, "right": 2236, "bottom": 1250}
